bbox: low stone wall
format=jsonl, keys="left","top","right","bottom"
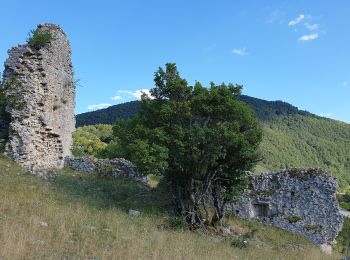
{"left": 227, "top": 168, "right": 344, "bottom": 248}
{"left": 64, "top": 156, "right": 148, "bottom": 184}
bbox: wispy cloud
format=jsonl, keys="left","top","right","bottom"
{"left": 87, "top": 103, "right": 112, "bottom": 111}
{"left": 111, "top": 95, "right": 122, "bottom": 101}
{"left": 305, "top": 23, "right": 319, "bottom": 31}
{"left": 232, "top": 48, "right": 248, "bottom": 56}
{"left": 288, "top": 14, "right": 305, "bottom": 26}
{"left": 118, "top": 89, "right": 152, "bottom": 99}
{"left": 343, "top": 81, "right": 348, "bottom": 86}
{"left": 299, "top": 33, "right": 318, "bottom": 41}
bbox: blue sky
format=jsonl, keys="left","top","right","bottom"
{"left": 1, "top": 1, "right": 349, "bottom": 123}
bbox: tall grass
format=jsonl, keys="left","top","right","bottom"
{"left": 0, "top": 155, "right": 338, "bottom": 259}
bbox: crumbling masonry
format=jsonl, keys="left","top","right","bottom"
{"left": 2, "top": 24, "right": 75, "bottom": 170}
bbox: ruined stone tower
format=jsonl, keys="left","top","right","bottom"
{"left": 2, "top": 24, "right": 75, "bottom": 170}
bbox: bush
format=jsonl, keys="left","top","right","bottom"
{"left": 27, "top": 29, "right": 53, "bottom": 49}
{"left": 165, "top": 217, "right": 189, "bottom": 231}
{"left": 334, "top": 218, "right": 350, "bottom": 255}
{"left": 230, "top": 237, "right": 248, "bottom": 249}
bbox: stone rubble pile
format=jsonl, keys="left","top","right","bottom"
{"left": 64, "top": 156, "right": 148, "bottom": 185}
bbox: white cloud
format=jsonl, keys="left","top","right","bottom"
{"left": 232, "top": 48, "right": 248, "bottom": 56}
{"left": 305, "top": 23, "right": 319, "bottom": 31}
{"left": 299, "top": 33, "right": 318, "bottom": 41}
{"left": 319, "top": 113, "right": 334, "bottom": 118}
{"left": 111, "top": 95, "right": 122, "bottom": 101}
{"left": 288, "top": 14, "right": 305, "bottom": 26}
{"left": 87, "top": 103, "right": 112, "bottom": 111}
{"left": 118, "top": 89, "right": 153, "bottom": 99}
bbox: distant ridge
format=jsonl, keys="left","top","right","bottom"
{"left": 76, "top": 95, "right": 311, "bottom": 127}
{"left": 75, "top": 95, "right": 350, "bottom": 188}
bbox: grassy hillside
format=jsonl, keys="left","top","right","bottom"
{"left": 259, "top": 115, "right": 350, "bottom": 188}
{"left": 75, "top": 96, "right": 350, "bottom": 188}
{"left": 0, "top": 155, "right": 337, "bottom": 259}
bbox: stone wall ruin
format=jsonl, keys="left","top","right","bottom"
{"left": 227, "top": 168, "right": 344, "bottom": 249}
{"left": 2, "top": 24, "right": 75, "bottom": 170}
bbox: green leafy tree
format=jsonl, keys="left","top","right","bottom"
{"left": 112, "top": 63, "right": 262, "bottom": 227}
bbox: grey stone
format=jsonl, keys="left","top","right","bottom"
{"left": 39, "top": 221, "right": 49, "bottom": 228}
{"left": 2, "top": 23, "right": 75, "bottom": 171}
{"left": 128, "top": 209, "right": 140, "bottom": 217}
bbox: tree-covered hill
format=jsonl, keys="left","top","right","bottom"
{"left": 76, "top": 101, "right": 141, "bottom": 127}
{"left": 76, "top": 95, "right": 311, "bottom": 127}
{"left": 75, "top": 96, "right": 350, "bottom": 188}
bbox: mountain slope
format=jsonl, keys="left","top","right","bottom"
{"left": 76, "top": 95, "right": 311, "bottom": 127}
{"left": 76, "top": 96, "right": 350, "bottom": 188}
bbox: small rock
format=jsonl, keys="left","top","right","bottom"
{"left": 128, "top": 209, "right": 140, "bottom": 217}
{"left": 319, "top": 243, "right": 332, "bottom": 255}
{"left": 219, "top": 226, "right": 232, "bottom": 235}
{"left": 32, "top": 239, "right": 45, "bottom": 245}
{"left": 39, "top": 221, "right": 49, "bottom": 228}
{"left": 33, "top": 200, "right": 44, "bottom": 206}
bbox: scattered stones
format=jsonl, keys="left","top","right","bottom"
{"left": 35, "top": 171, "right": 58, "bottom": 181}
{"left": 227, "top": 168, "right": 344, "bottom": 248}
{"left": 65, "top": 156, "right": 148, "bottom": 185}
{"left": 128, "top": 209, "right": 140, "bottom": 217}
{"left": 2, "top": 23, "right": 75, "bottom": 171}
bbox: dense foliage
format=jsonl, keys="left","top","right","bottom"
{"left": 106, "top": 63, "right": 262, "bottom": 226}
{"left": 0, "top": 76, "right": 25, "bottom": 151}
{"left": 72, "top": 124, "right": 113, "bottom": 157}
{"left": 27, "top": 29, "right": 53, "bottom": 49}
{"left": 259, "top": 115, "right": 350, "bottom": 188}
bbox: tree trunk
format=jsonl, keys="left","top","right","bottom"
{"left": 211, "top": 186, "right": 225, "bottom": 229}
{"left": 171, "top": 183, "right": 185, "bottom": 216}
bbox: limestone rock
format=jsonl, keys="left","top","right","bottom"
{"left": 2, "top": 23, "right": 75, "bottom": 170}
{"left": 227, "top": 168, "right": 344, "bottom": 247}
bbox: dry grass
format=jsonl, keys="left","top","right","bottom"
{"left": 0, "top": 155, "right": 339, "bottom": 259}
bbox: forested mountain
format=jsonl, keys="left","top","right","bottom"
{"left": 76, "top": 95, "right": 311, "bottom": 127}
{"left": 76, "top": 101, "right": 141, "bottom": 127}
{"left": 75, "top": 95, "right": 350, "bottom": 188}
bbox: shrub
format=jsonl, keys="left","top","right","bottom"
{"left": 27, "top": 29, "right": 53, "bottom": 49}
{"left": 165, "top": 217, "right": 189, "bottom": 231}
{"left": 230, "top": 237, "right": 248, "bottom": 249}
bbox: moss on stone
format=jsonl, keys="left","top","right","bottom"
{"left": 304, "top": 224, "right": 323, "bottom": 233}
